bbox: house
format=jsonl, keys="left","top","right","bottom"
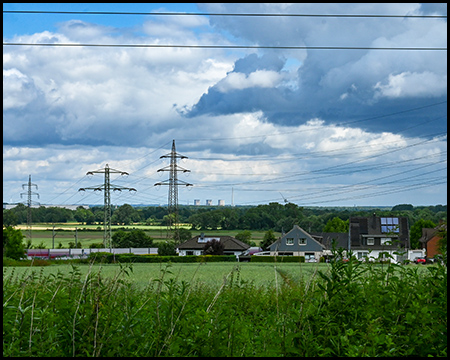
{"left": 349, "top": 214, "right": 410, "bottom": 262}
{"left": 268, "top": 225, "right": 326, "bottom": 261}
{"left": 419, "top": 224, "right": 446, "bottom": 259}
{"left": 310, "top": 232, "right": 349, "bottom": 260}
{"left": 310, "top": 232, "right": 348, "bottom": 250}
{"left": 177, "top": 234, "right": 250, "bottom": 257}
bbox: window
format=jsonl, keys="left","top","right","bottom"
{"left": 298, "top": 238, "right": 307, "bottom": 245}
{"left": 357, "top": 252, "right": 369, "bottom": 260}
{"left": 286, "top": 238, "right": 294, "bottom": 245}
{"left": 381, "top": 237, "right": 391, "bottom": 245}
{"left": 381, "top": 217, "right": 399, "bottom": 233}
{"left": 367, "top": 237, "right": 375, "bottom": 246}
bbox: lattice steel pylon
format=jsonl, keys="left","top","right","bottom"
{"left": 79, "top": 164, "right": 136, "bottom": 248}
{"left": 155, "top": 140, "right": 192, "bottom": 240}
{"left": 20, "top": 175, "right": 39, "bottom": 244}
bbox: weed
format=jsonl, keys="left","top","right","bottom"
{"left": 3, "top": 250, "right": 447, "bottom": 357}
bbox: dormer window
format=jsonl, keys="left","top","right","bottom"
{"left": 286, "top": 238, "right": 294, "bottom": 245}
{"left": 298, "top": 238, "right": 307, "bottom": 245}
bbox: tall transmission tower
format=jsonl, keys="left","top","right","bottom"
{"left": 79, "top": 164, "right": 136, "bottom": 248}
{"left": 155, "top": 140, "right": 192, "bottom": 240}
{"left": 20, "top": 175, "right": 39, "bottom": 244}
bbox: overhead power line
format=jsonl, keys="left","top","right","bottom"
{"left": 3, "top": 42, "right": 446, "bottom": 51}
{"left": 3, "top": 10, "right": 447, "bottom": 18}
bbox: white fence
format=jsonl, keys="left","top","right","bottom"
{"left": 26, "top": 248, "right": 158, "bottom": 259}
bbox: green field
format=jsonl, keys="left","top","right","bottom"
{"left": 3, "top": 258, "right": 446, "bottom": 357}
{"left": 18, "top": 223, "right": 277, "bottom": 248}
{"left": 3, "top": 261, "right": 326, "bottom": 289}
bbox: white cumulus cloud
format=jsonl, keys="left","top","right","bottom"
{"left": 374, "top": 71, "right": 447, "bottom": 98}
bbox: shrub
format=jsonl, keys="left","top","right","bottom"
{"left": 251, "top": 255, "right": 305, "bottom": 263}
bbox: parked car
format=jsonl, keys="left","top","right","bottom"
{"left": 414, "top": 257, "right": 426, "bottom": 264}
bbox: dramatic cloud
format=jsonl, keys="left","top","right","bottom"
{"left": 3, "top": 3, "right": 447, "bottom": 207}
{"left": 185, "top": 3, "right": 447, "bottom": 135}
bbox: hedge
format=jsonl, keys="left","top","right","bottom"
{"left": 251, "top": 256, "right": 305, "bottom": 263}
{"left": 86, "top": 253, "right": 237, "bottom": 263}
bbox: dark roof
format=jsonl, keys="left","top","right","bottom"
{"left": 269, "top": 225, "right": 326, "bottom": 252}
{"left": 419, "top": 224, "right": 447, "bottom": 243}
{"left": 310, "top": 232, "right": 348, "bottom": 250}
{"left": 178, "top": 235, "right": 250, "bottom": 251}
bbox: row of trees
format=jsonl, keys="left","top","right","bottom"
{"left": 3, "top": 203, "right": 446, "bottom": 231}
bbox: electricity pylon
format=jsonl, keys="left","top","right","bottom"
{"left": 79, "top": 164, "right": 136, "bottom": 248}
{"left": 20, "top": 175, "right": 39, "bottom": 244}
{"left": 155, "top": 140, "right": 192, "bottom": 241}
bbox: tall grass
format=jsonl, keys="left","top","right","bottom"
{"left": 3, "top": 252, "right": 447, "bottom": 357}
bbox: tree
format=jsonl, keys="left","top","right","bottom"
{"left": 111, "top": 204, "right": 140, "bottom": 225}
{"left": 112, "top": 229, "right": 153, "bottom": 248}
{"left": 3, "top": 226, "right": 26, "bottom": 260}
{"left": 437, "top": 222, "right": 447, "bottom": 263}
{"left": 158, "top": 240, "right": 177, "bottom": 256}
{"left": 203, "top": 239, "right": 224, "bottom": 255}
{"left": 410, "top": 219, "right": 436, "bottom": 249}
{"left": 235, "top": 230, "right": 252, "bottom": 245}
{"left": 172, "top": 228, "right": 192, "bottom": 244}
{"left": 261, "top": 230, "right": 277, "bottom": 251}
{"left": 74, "top": 206, "right": 95, "bottom": 225}
{"left": 3, "top": 210, "right": 18, "bottom": 227}
{"left": 323, "top": 217, "right": 349, "bottom": 233}
{"left": 392, "top": 204, "right": 414, "bottom": 211}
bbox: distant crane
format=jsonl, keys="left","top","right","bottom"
{"left": 279, "top": 192, "right": 289, "bottom": 203}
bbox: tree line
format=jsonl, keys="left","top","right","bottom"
{"left": 3, "top": 202, "right": 446, "bottom": 232}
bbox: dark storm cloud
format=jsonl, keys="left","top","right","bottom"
{"left": 183, "top": 53, "right": 447, "bottom": 139}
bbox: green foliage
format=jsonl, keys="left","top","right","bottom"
{"left": 3, "top": 204, "right": 447, "bottom": 238}
{"left": 73, "top": 206, "right": 95, "bottom": 225}
{"left": 111, "top": 204, "right": 141, "bottom": 225}
{"left": 172, "top": 227, "right": 192, "bottom": 244}
{"left": 68, "top": 241, "right": 83, "bottom": 249}
{"left": 112, "top": 229, "right": 153, "bottom": 248}
{"left": 410, "top": 219, "right": 436, "bottom": 249}
{"left": 3, "top": 209, "right": 18, "bottom": 226}
{"left": 3, "top": 254, "right": 447, "bottom": 357}
{"left": 261, "top": 229, "right": 277, "bottom": 251}
{"left": 85, "top": 254, "right": 236, "bottom": 264}
{"left": 234, "top": 230, "right": 252, "bottom": 244}
{"left": 3, "top": 226, "right": 26, "bottom": 260}
{"left": 391, "top": 203, "right": 414, "bottom": 211}
{"left": 157, "top": 240, "right": 177, "bottom": 256}
{"left": 203, "top": 239, "right": 225, "bottom": 255}
{"left": 323, "top": 216, "right": 349, "bottom": 232}
{"left": 251, "top": 256, "right": 305, "bottom": 263}
{"left": 89, "top": 242, "right": 104, "bottom": 249}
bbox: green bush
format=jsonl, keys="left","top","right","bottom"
{"left": 85, "top": 253, "right": 237, "bottom": 264}
{"left": 251, "top": 255, "right": 305, "bottom": 263}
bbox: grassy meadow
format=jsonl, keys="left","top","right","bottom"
{"left": 3, "top": 262, "right": 327, "bottom": 289}
{"left": 3, "top": 255, "right": 447, "bottom": 357}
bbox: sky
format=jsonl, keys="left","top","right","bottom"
{"left": 3, "top": 3, "right": 447, "bottom": 209}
